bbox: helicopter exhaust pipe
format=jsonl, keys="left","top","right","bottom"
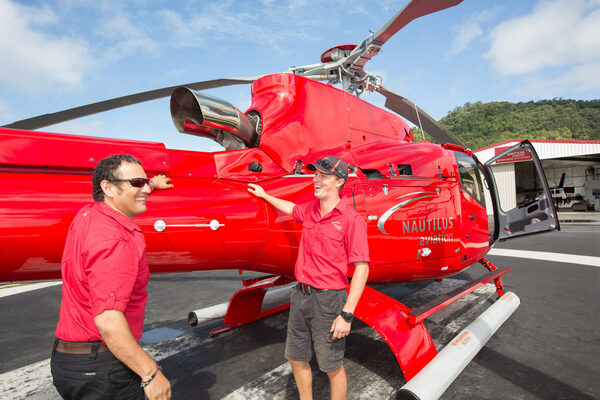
{"left": 396, "top": 291, "right": 520, "bottom": 400}
{"left": 170, "top": 87, "right": 257, "bottom": 150}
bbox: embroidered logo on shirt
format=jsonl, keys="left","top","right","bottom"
{"left": 332, "top": 222, "right": 342, "bottom": 231}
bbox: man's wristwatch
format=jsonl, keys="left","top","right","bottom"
{"left": 340, "top": 311, "right": 354, "bottom": 323}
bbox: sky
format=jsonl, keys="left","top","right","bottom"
{"left": 1, "top": 0, "right": 599, "bottom": 152}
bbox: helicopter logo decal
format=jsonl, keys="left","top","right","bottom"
{"left": 377, "top": 191, "right": 437, "bottom": 235}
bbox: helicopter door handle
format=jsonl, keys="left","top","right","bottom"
{"left": 153, "top": 219, "right": 224, "bottom": 232}
{"left": 468, "top": 214, "right": 476, "bottom": 221}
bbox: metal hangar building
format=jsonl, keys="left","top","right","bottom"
{"left": 473, "top": 140, "right": 600, "bottom": 213}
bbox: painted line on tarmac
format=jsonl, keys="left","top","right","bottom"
{"left": 0, "top": 282, "right": 62, "bottom": 299}
{"left": 488, "top": 248, "right": 600, "bottom": 267}
{"left": 0, "top": 358, "right": 56, "bottom": 400}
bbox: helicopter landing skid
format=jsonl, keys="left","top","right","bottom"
{"left": 187, "top": 274, "right": 295, "bottom": 334}
{"left": 353, "top": 259, "right": 513, "bottom": 391}
{"left": 188, "top": 261, "right": 511, "bottom": 384}
{"left": 406, "top": 261, "right": 509, "bottom": 326}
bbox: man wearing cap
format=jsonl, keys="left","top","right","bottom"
{"left": 51, "top": 154, "right": 173, "bottom": 400}
{"left": 248, "top": 156, "right": 369, "bottom": 400}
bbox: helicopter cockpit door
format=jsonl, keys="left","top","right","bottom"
{"left": 483, "top": 140, "right": 560, "bottom": 241}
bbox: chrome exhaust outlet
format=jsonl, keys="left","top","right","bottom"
{"left": 170, "top": 87, "right": 257, "bottom": 150}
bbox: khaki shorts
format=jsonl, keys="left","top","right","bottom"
{"left": 284, "top": 284, "right": 348, "bottom": 372}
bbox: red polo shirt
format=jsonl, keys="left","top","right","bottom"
{"left": 293, "top": 198, "right": 369, "bottom": 289}
{"left": 55, "top": 202, "right": 149, "bottom": 342}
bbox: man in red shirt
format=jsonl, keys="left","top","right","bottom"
{"left": 51, "top": 154, "right": 173, "bottom": 400}
{"left": 248, "top": 156, "right": 369, "bottom": 400}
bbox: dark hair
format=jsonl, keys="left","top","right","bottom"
{"left": 92, "top": 154, "right": 142, "bottom": 201}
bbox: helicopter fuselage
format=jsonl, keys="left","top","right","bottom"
{"left": 0, "top": 74, "right": 491, "bottom": 283}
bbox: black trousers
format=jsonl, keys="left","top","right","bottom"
{"left": 51, "top": 340, "right": 144, "bottom": 400}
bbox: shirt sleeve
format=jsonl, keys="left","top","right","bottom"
{"left": 346, "top": 214, "right": 370, "bottom": 264}
{"left": 292, "top": 202, "right": 308, "bottom": 224}
{"left": 86, "top": 239, "right": 140, "bottom": 317}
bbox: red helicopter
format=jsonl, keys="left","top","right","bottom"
{"left": 0, "top": 0, "right": 559, "bottom": 397}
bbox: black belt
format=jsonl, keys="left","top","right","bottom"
{"left": 299, "top": 283, "right": 328, "bottom": 295}
{"left": 55, "top": 339, "right": 109, "bottom": 354}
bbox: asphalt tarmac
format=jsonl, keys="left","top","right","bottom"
{"left": 1, "top": 220, "right": 598, "bottom": 399}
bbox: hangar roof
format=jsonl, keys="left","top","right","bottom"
{"left": 473, "top": 140, "right": 600, "bottom": 163}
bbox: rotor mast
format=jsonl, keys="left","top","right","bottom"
{"left": 289, "top": 0, "right": 463, "bottom": 96}
{"left": 288, "top": 39, "right": 381, "bottom": 96}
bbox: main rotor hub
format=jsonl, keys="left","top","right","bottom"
{"left": 320, "top": 44, "right": 357, "bottom": 63}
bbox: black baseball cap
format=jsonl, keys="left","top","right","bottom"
{"left": 307, "top": 156, "right": 349, "bottom": 181}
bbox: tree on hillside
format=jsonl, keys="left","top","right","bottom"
{"left": 411, "top": 99, "right": 600, "bottom": 149}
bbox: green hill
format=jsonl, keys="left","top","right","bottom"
{"left": 411, "top": 99, "right": 600, "bottom": 149}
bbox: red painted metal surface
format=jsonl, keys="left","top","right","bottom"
{"left": 0, "top": 129, "right": 169, "bottom": 173}
{"left": 0, "top": 74, "right": 493, "bottom": 283}
{"left": 222, "top": 275, "right": 294, "bottom": 329}
{"left": 320, "top": 44, "right": 357, "bottom": 63}
{"left": 479, "top": 258, "right": 506, "bottom": 297}
{"left": 353, "top": 285, "right": 437, "bottom": 381}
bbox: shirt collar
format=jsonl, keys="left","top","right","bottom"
{"left": 311, "top": 196, "right": 348, "bottom": 218}
{"left": 333, "top": 196, "right": 349, "bottom": 213}
{"left": 95, "top": 202, "right": 143, "bottom": 233}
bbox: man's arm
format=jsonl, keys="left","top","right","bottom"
{"left": 95, "top": 310, "right": 171, "bottom": 400}
{"left": 248, "top": 183, "right": 295, "bottom": 216}
{"left": 330, "top": 262, "right": 369, "bottom": 340}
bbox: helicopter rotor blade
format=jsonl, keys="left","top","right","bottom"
{"left": 373, "top": 0, "right": 463, "bottom": 45}
{"left": 2, "top": 76, "right": 261, "bottom": 131}
{"left": 378, "top": 85, "right": 463, "bottom": 146}
{"left": 334, "top": 0, "right": 463, "bottom": 92}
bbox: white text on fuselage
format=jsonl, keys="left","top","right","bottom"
{"left": 402, "top": 217, "right": 454, "bottom": 246}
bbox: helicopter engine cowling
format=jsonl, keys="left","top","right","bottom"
{"left": 170, "top": 87, "right": 257, "bottom": 150}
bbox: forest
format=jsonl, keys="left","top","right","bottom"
{"left": 411, "top": 99, "right": 600, "bottom": 149}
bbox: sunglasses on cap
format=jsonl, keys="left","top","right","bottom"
{"left": 111, "top": 178, "right": 149, "bottom": 188}
{"left": 315, "top": 158, "right": 343, "bottom": 178}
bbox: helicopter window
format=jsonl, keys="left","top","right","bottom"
{"left": 360, "top": 168, "right": 385, "bottom": 179}
{"left": 397, "top": 164, "right": 413, "bottom": 176}
{"left": 455, "top": 152, "right": 485, "bottom": 206}
{"left": 514, "top": 161, "right": 544, "bottom": 208}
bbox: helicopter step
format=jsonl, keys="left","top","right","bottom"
{"left": 188, "top": 274, "right": 295, "bottom": 335}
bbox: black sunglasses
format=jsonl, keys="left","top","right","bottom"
{"left": 111, "top": 178, "right": 149, "bottom": 188}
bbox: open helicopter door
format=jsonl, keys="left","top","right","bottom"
{"left": 483, "top": 140, "right": 560, "bottom": 241}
